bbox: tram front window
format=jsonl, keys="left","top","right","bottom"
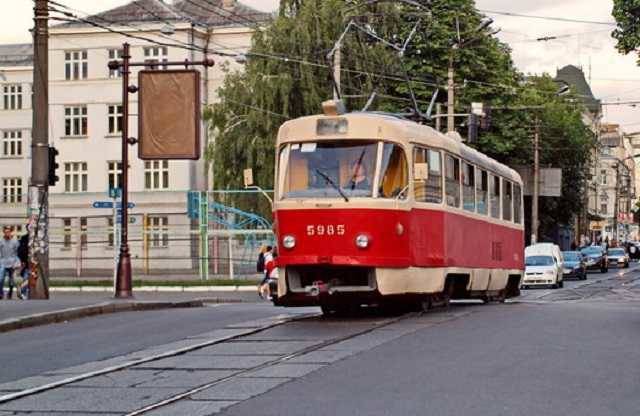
{"left": 282, "top": 140, "right": 377, "bottom": 199}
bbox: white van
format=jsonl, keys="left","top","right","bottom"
{"left": 522, "top": 243, "right": 564, "bottom": 289}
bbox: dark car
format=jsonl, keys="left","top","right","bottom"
{"left": 562, "top": 251, "right": 587, "bottom": 280}
{"left": 580, "top": 246, "right": 608, "bottom": 273}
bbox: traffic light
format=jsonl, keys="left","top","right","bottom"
{"left": 480, "top": 104, "right": 492, "bottom": 130}
{"left": 468, "top": 114, "right": 478, "bottom": 143}
{"left": 48, "top": 146, "right": 59, "bottom": 186}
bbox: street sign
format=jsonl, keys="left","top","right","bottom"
{"left": 93, "top": 201, "right": 114, "bottom": 209}
{"left": 109, "top": 187, "right": 122, "bottom": 199}
{"left": 93, "top": 201, "right": 135, "bottom": 209}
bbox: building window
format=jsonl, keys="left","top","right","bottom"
{"left": 108, "top": 49, "right": 123, "bottom": 78}
{"left": 64, "top": 50, "right": 88, "bottom": 80}
{"left": 2, "top": 178, "right": 22, "bottom": 203}
{"left": 149, "top": 216, "right": 169, "bottom": 247}
{"left": 64, "top": 162, "right": 88, "bottom": 193}
{"left": 63, "top": 218, "right": 72, "bottom": 249}
{"left": 2, "top": 84, "right": 23, "bottom": 110}
{"left": 108, "top": 161, "right": 123, "bottom": 190}
{"left": 601, "top": 203, "right": 607, "bottom": 214}
{"left": 80, "top": 217, "right": 88, "bottom": 250}
{"left": 2, "top": 131, "right": 22, "bottom": 157}
{"left": 600, "top": 170, "right": 607, "bottom": 185}
{"left": 108, "top": 105, "right": 123, "bottom": 135}
{"left": 144, "top": 160, "right": 169, "bottom": 190}
{"left": 64, "top": 106, "right": 88, "bottom": 136}
{"left": 143, "top": 46, "right": 168, "bottom": 69}
{"left": 108, "top": 217, "right": 115, "bottom": 247}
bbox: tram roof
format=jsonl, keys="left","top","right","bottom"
{"left": 277, "top": 112, "right": 523, "bottom": 185}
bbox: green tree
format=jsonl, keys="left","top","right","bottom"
{"left": 209, "top": 0, "right": 594, "bottom": 241}
{"left": 612, "top": 0, "right": 640, "bottom": 63}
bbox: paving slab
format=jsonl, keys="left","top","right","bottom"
{"left": 69, "top": 369, "right": 236, "bottom": 388}
{"left": 192, "top": 341, "right": 319, "bottom": 355}
{"left": 241, "top": 363, "right": 324, "bottom": 379}
{"left": 144, "top": 399, "right": 239, "bottom": 416}
{"left": 42, "top": 356, "right": 138, "bottom": 375}
{"left": 191, "top": 377, "right": 291, "bottom": 401}
{"left": 0, "top": 387, "right": 185, "bottom": 413}
{"left": 287, "top": 349, "right": 357, "bottom": 364}
{"left": 0, "top": 374, "right": 73, "bottom": 392}
{"left": 136, "top": 354, "right": 282, "bottom": 370}
{"left": 187, "top": 328, "right": 253, "bottom": 340}
{"left": 320, "top": 330, "right": 409, "bottom": 352}
{"left": 192, "top": 341, "right": 319, "bottom": 356}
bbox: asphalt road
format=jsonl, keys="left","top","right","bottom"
{"left": 2, "top": 266, "right": 639, "bottom": 416}
{"left": 0, "top": 301, "right": 294, "bottom": 384}
{"left": 220, "top": 267, "right": 640, "bottom": 416}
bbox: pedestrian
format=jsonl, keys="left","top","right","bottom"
{"left": 16, "top": 231, "right": 29, "bottom": 299}
{"left": 256, "top": 245, "right": 267, "bottom": 274}
{"left": 0, "top": 226, "right": 20, "bottom": 300}
{"left": 258, "top": 246, "right": 275, "bottom": 299}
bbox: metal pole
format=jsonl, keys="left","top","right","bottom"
{"left": 143, "top": 214, "right": 149, "bottom": 275}
{"left": 531, "top": 118, "right": 540, "bottom": 244}
{"left": 115, "top": 43, "right": 132, "bottom": 298}
{"left": 435, "top": 103, "right": 442, "bottom": 132}
{"left": 614, "top": 165, "right": 620, "bottom": 243}
{"left": 333, "top": 43, "right": 341, "bottom": 100}
{"left": 447, "top": 54, "right": 455, "bottom": 133}
{"left": 28, "top": 0, "right": 50, "bottom": 299}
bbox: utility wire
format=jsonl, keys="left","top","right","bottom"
{"left": 478, "top": 9, "right": 616, "bottom": 26}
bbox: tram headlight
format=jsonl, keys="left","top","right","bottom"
{"left": 355, "top": 234, "right": 369, "bottom": 249}
{"left": 282, "top": 235, "right": 296, "bottom": 249}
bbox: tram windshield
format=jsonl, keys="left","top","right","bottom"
{"left": 279, "top": 140, "right": 408, "bottom": 200}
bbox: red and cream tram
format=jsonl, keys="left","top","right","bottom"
{"left": 272, "top": 101, "right": 524, "bottom": 313}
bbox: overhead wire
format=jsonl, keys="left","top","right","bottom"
{"left": 477, "top": 9, "right": 617, "bottom": 26}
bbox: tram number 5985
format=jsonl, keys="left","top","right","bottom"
{"left": 307, "top": 224, "right": 345, "bottom": 236}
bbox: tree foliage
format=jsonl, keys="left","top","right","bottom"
{"left": 208, "top": 0, "right": 594, "bottom": 240}
{"left": 612, "top": 0, "right": 640, "bottom": 63}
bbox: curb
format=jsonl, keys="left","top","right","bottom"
{"left": 50, "top": 286, "right": 257, "bottom": 292}
{"left": 0, "top": 300, "right": 207, "bottom": 333}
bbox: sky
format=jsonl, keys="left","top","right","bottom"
{"left": 1, "top": 0, "right": 638, "bottom": 131}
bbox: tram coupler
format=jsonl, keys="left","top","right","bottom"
{"left": 308, "top": 280, "right": 329, "bottom": 297}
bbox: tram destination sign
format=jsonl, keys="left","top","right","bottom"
{"left": 138, "top": 70, "right": 201, "bottom": 160}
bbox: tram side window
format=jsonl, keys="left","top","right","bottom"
{"left": 379, "top": 143, "right": 408, "bottom": 199}
{"left": 514, "top": 183, "right": 522, "bottom": 224}
{"left": 414, "top": 147, "right": 442, "bottom": 203}
{"left": 445, "top": 154, "right": 460, "bottom": 208}
{"left": 476, "top": 168, "right": 488, "bottom": 215}
{"left": 462, "top": 162, "right": 475, "bottom": 212}
{"left": 490, "top": 174, "right": 500, "bottom": 219}
{"left": 413, "top": 148, "right": 427, "bottom": 202}
{"left": 426, "top": 149, "right": 443, "bottom": 203}
{"left": 502, "top": 180, "right": 513, "bottom": 221}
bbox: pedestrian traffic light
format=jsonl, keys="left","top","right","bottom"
{"left": 48, "top": 146, "right": 59, "bottom": 186}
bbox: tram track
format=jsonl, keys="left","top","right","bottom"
{"left": 125, "top": 311, "right": 416, "bottom": 416}
{"left": 0, "top": 313, "right": 316, "bottom": 406}
{"left": 0, "top": 308, "right": 448, "bottom": 415}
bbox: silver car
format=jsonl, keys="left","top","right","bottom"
{"left": 607, "top": 248, "right": 629, "bottom": 268}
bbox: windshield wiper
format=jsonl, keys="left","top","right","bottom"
{"left": 315, "top": 169, "right": 349, "bottom": 202}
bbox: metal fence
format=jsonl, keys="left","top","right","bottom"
{"left": 0, "top": 190, "right": 275, "bottom": 280}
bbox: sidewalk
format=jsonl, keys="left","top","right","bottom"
{"left": 0, "top": 291, "right": 260, "bottom": 333}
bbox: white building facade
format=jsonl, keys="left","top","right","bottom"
{"left": 0, "top": 0, "right": 269, "bottom": 276}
